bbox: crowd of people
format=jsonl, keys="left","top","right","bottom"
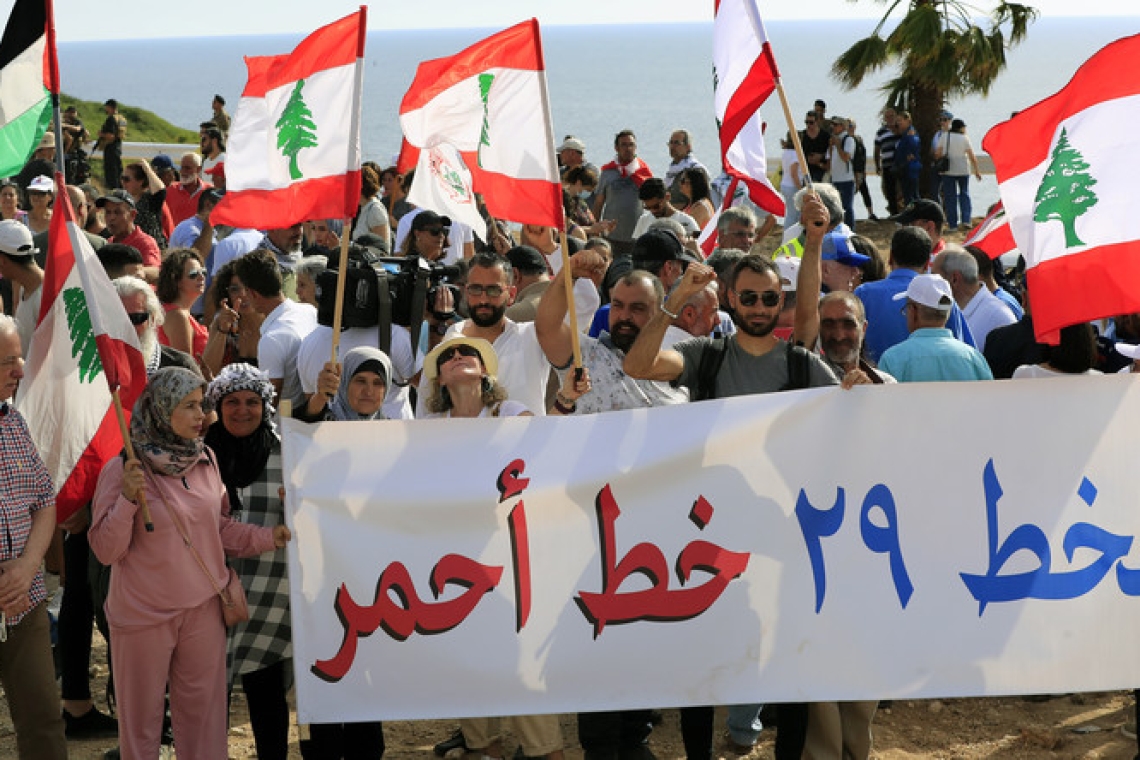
{"left": 0, "top": 96, "right": 1136, "bottom": 760}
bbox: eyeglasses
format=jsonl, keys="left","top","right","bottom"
{"left": 184, "top": 269, "right": 206, "bottom": 279}
{"left": 465, "top": 284, "right": 505, "bottom": 298}
{"left": 126, "top": 311, "right": 150, "bottom": 325}
{"left": 805, "top": 120, "right": 816, "bottom": 125}
{"left": 227, "top": 284, "right": 247, "bottom": 295}
{"left": 735, "top": 289, "right": 781, "bottom": 308}
{"left": 418, "top": 227, "right": 447, "bottom": 236}
{"left": 436, "top": 343, "right": 481, "bottom": 367}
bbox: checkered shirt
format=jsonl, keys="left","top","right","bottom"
{"left": 227, "top": 446, "right": 292, "bottom": 679}
{"left": 0, "top": 404, "right": 54, "bottom": 625}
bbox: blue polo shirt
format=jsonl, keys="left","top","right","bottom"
{"left": 878, "top": 327, "right": 994, "bottom": 382}
{"left": 856, "top": 269, "right": 975, "bottom": 363}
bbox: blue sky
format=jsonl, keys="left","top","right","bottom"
{"left": 36, "top": 0, "right": 1140, "bottom": 42}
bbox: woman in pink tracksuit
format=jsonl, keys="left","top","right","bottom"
{"left": 91, "top": 367, "right": 290, "bottom": 759}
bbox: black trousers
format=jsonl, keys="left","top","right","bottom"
{"left": 59, "top": 528, "right": 107, "bottom": 702}
{"left": 578, "top": 710, "right": 654, "bottom": 760}
{"left": 301, "top": 719, "right": 385, "bottom": 760}
{"left": 241, "top": 660, "right": 292, "bottom": 760}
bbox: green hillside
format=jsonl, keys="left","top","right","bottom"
{"left": 61, "top": 93, "right": 197, "bottom": 144}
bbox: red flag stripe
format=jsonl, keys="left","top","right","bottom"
{"left": 211, "top": 171, "right": 362, "bottom": 230}
{"left": 1025, "top": 239, "right": 1140, "bottom": 344}
{"left": 719, "top": 50, "right": 777, "bottom": 155}
{"left": 397, "top": 20, "right": 543, "bottom": 114}
{"left": 459, "top": 160, "right": 563, "bottom": 228}
{"left": 240, "top": 11, "right": 361, "bottom": 98}
{"left": 54, "top": 406, "right": 125, "bottom": 523}
{"left": 983, "top": 34, "right": 1140, "bottom": 180}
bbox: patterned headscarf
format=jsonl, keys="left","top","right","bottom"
{"left": 329, "top": 347, "right": 392, "bottom": 422}
{"left": 130, "top": 367, "right": 207, "bottom": 476}
{"left": 204, "top": 363, "right": 277, "bottom": 433}
{"left": 204, "top": 363, "right": 279, "bottom": 497}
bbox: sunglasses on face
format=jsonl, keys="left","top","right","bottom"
{"left": 735, "top": 289, "right": 781, "bottom": 308}
{"left": 465, "top": 284, "right": 505, "bottom": 298}
{"left": 419, "top": 227, "right": 447, "bottom": 237}
{"left": 127, "top": 311, "right": 150, "bottom": 325}
{"left": 184, "top": 269, "right": 206, "bottom": 279}
{"left": 437, "top": 343, "right": 481, "bottom": 368}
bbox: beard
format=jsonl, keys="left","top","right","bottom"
{"left": 609, "top": 319, "right": 640, "bottom": 352}
{"left": 140, "top": 324, "right": 158, "bottom": 365}
{"left": 734, "top": 311, "right": 779, "bottom": 338}
{"left": 822, "top": 338, "right": 860, "bottom": 368}
{"left": 469, "top": 302, "right": 507, "bottom": 328}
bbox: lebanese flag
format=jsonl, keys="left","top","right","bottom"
{"left": 0, "top": 0, "right": 54, "bottom": 178}
{"left": 983, "top": 33, "right": 1140, "bottom": 344}
{"left": 397, "top": 19, "right": 564, "bottom": 230}
{"left": 211, "top": 9, "right": 366, "bottom": 229}
{"left": 713, "top": 0, "right": 784, "bottom": 216}
{"left": 964, "top": 202, "right": 1017, "bottom": 260}
{"left": 16, "top": 173, "right": 146, "bottom": 523}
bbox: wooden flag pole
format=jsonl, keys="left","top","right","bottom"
{"left": 774, "top": 80, "right": 815, "bottom": 195}
{"left": 111, "top": 388, "right": 153, "bottom": 532}
{"left": 329, "top": 220, "right": 353, "bottom": 366}
{"left": 557, "top": 228, "right": 582, "bottom": 369}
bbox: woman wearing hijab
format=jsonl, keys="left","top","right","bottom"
{"left": 203, "top": 363, "right": 294, "bottom": 759}
{"left": 90, "top": 367, "right": 291, "bottom": 760}
{"left": 300, "top": 346, "right": 392, "bottom": 422}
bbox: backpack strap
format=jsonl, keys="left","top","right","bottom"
{"left": 693, "top": 337, "right": 729, "bottom": 402}
{"left": 782, "top": 342, "right": 813, "bottom": 391}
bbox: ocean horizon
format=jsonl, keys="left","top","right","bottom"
{"left": 58, "top": 16, "right": 1140, "bottom": 220}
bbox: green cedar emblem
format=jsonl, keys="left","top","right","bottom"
{"left": 1033, "top": 127, "right": 1098, "bottom": 248}
{"left": 477, "top": 73, "right": 494, "bottom": 167}
{"left": 63, "top": 287, "right": 102, "bottom": 384}
{"left": 276, "top": 78, "right": 319, "bottom": 180}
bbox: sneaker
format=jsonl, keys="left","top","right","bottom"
{"left": 63, "top": 707, "right": 119, "bottom": 739}
{"left": 434, "top": 729, "right": 468, "bottom": 757}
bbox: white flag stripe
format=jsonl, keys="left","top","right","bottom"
{"left": 226, "top": 63, "right": 356, "bottom": 191}
{"left": 0, "top": 36, "right": 46, "bottom": 121}
{"left": 713, "top": 0, "right": 764, "bottom": 117}
{"left": 19, "top": 271, "right": 115, "bottom": 491}
{"left": 400, "top": 68, "right": 555, "bottom": 183}
{"left": 999, "top": 94, "right": 1139, "bottom": 268}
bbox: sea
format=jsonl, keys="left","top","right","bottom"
{"left": 57, "top": 16, "right": 1140, "bottom": 220}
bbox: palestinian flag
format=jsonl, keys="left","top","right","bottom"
{"left": 16, "top": 172, "right": 146, "bottom": 523}
{"left": 211, "top": 9, "right": 366, "bottom": 229}
{"left": 397, "top": 20, "right": 564, "bottom": 229}
{"left": 0, "top": 0, "right": 53, "bottom": 178}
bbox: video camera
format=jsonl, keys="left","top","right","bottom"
{"left": 315, "top": 245, "right": 462, "bottom": 356}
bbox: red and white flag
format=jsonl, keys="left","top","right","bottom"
{"left": 16, "top": 173, "right": 146, "bottom": 523}
{"left": 984, "top": 33, "right": 1140, "bottom": 344}
{"left": 397, "top": 19, "right": 563, "bottom": 230}
{"left": 713, "top": 0, "right": 784, "bottom": 216}
{"left": 964, "top": 202, "right": 1018, "bottom": 260}
{"left": 211, "top": 9, "right": 366, "bottom": 230}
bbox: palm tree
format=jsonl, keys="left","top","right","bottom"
{"left": 832, "top": 0, "right": 1037, "bottom": 196}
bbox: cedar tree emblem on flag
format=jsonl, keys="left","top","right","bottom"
{"left": 277, "top": 78, "right": 319, "bottom": 180}
{"left": 62, "top": 288, "right": 101, "bottom": 383}
{"left": 1032, "top": 127, "right": 1098, "bottom": 248}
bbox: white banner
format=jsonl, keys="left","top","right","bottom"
{"left": 281, "top": 376, "right": 1140, "bottom": 723}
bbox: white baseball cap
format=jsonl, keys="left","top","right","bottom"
{"left": 0, "top": 219, "right": 37, "bottom": 260}
{"left": 774, "top": 255, "right": 800, "bottom": 292}
{"left": 893, "top": 274, "right": 953, "bottom": 311}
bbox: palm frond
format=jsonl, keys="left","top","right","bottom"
{"left": 832, "top": 35, "right": 891, "bottom": 89}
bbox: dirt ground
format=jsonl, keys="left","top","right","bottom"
{"left": 3, "top": 218, "right": 1099, "bottom": 759}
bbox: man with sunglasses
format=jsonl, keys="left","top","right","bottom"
{"left": 31, "top": 185, "right": 106, "bottom": 270}
{"left": 419, "top": 250, "right": 600, "bottom": 418}
{"left": 799, "top": 111, "right": 830, "bottom": 183}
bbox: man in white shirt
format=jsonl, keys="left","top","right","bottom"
{"left": 827, "top": 116, "right": 857, "bottom": 228}
{"left": 932, "top": 246, "right": 1016, "bottom": 352}
{"left": 231, "top": 249, "right": 317, "bottom": 405}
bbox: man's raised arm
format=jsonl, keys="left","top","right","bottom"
{"left": 624, "top": 263, "right": 716, "bottom": 382}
